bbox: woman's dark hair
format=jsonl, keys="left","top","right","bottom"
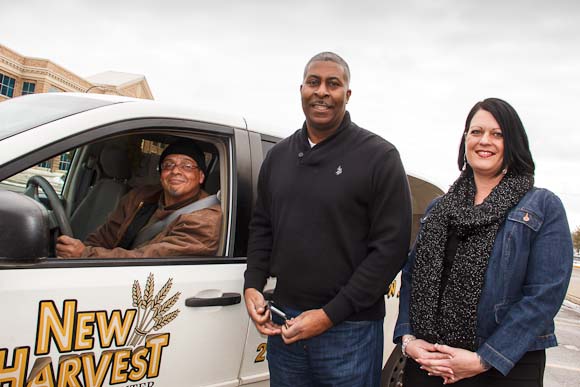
{"left": 457, "top": 98, "right": 535, "bottom": 176}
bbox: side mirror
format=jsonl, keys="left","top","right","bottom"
{"left": 0, "top": 190, "right": 50, "bottom": 259}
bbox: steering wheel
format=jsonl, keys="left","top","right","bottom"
{"left": 24, "top": 175, "right": 73, "bottom": 237}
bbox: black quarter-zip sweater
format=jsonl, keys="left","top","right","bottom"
{"left": 245, "top": 112, "right": 412, "bottom": 324}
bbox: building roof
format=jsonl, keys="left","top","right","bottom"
{"left": 85, "top": 71, "right": 145, "bottom": 87}
{"left": 1, "top": 44, "right": 153, "bottom": 100}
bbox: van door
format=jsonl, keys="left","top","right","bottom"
{"left": 0, "top": 264, "right": 250, "bottom": 387}
{"left": 0, "top": 117, "right": 253, "bottom": 387}
{"left": 235, "top": 132, "right": 279, "bottom": 386}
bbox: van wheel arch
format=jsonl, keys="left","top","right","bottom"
{"left": 381, "top": 344, "right": 406, "bottom": 387}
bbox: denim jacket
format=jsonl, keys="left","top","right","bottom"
{"left": 394, "top": 187, "right": 573, "bottom": 376}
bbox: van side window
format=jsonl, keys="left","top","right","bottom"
{"left": 1, "top": 150, "right": 75, "bottom": 196}
{"left": 0, "top": 131, "right": 230, "bottom": 260}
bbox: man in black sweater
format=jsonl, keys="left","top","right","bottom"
{"left": 244, "top": 52, "right": 412, "bottom": 386}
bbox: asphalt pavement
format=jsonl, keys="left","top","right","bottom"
{"left": 545, "top": 265, "right": 580, "bottom": 387}
{"left": 566, "top": 263, "right": 580, "bottom": 304}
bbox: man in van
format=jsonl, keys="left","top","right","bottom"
{"left": 56, "top": 139, "right": 222, "bottom": 258}
{"left": 244, "top": 52, "right": 412, "bottom": 386}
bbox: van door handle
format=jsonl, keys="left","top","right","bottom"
{"left": 185, "top": 292, "right": 241, "bottom": 307}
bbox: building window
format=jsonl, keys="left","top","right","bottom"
{"left": 37, "top": 160, "right": 51, "bottom": 168}
{"left": 48, "top": 85, "right": 62, "bottom": 93}
{"left": 0, "top": 73, "right": 16, "bottom": 98}
{"left": 22, "top": 82, "right": 36, "bottom": 95}
{"left": 59, "top": 152, "right": 73, "bottom": 171}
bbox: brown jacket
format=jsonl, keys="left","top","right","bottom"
{"left": 82, "top": 185, "right": 221, "bottom": 258}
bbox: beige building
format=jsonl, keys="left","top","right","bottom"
{"left": 0, "top": 44, "right": 153, "bottom": 101}
{"left": 0, "top": 44, "right": 154, "bottom": 174}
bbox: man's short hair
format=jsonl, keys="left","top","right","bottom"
{"left": 159, "top": 139, "right": 206, "bottom": 174}
{"left": 303, "top": 52, "right": 350, "bottom": 86}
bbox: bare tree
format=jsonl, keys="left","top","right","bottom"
{"left": 572, "top": 226, "right": 580, "bottom": 255}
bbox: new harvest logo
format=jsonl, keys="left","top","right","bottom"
{"left": 0, "top": 274, "right": 180, "bottom": 387}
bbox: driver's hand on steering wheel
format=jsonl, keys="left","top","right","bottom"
{"left": 56, "top": 235, "right": 86, "bottom": 258}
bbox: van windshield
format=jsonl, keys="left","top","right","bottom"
{"left": 0, "top": 94, "right": 119, "bottom": 141}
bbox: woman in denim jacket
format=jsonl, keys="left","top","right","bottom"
{"left": 394, "top": 98, "right": 573, "bottom": 386}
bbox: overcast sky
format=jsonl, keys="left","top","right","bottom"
{"left": 3, "top": 0, "right": 580, "bottom": 230}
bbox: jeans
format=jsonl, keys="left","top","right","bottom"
{"left": 267, "top": 306, "right": 384, "bottom": 387}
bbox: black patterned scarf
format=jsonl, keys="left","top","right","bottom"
{"left": 410, "top": 171, "right": 533, "bottom": 350}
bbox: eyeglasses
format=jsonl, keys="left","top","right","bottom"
{"left": 160, "top": 161, "right": 200, "bottom": 172}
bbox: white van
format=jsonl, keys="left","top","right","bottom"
{"left": 0, "top": 93, "right": 443, "bottom": 387}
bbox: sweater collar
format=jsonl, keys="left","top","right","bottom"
{"left": 300, "top": 111, "right": 352, "bottom": 148}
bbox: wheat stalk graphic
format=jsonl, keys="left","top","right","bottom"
{"left": 127, "top": 273, "right": 181, "bottom": 347}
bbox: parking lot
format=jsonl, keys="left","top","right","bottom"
{"left": 545, "top": 265, "right": 580, "bottom": 386}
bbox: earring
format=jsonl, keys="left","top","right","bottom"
{"left": 462, "top": 153, "right": 467, "bottom": 171}
{"left": 502, "top": 168, "right": 508, "bottom": 175}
